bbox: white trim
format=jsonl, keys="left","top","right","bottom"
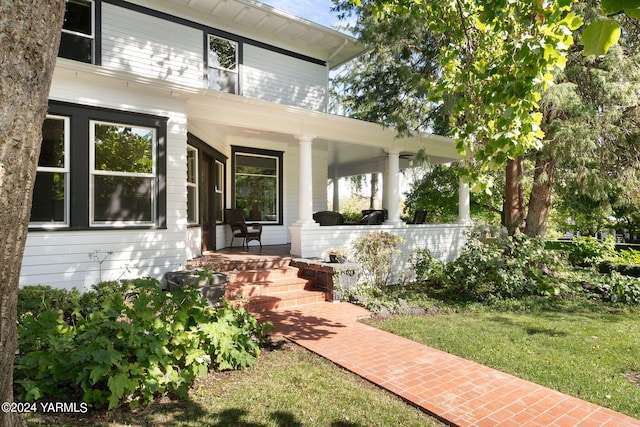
{"left": 186, "top": 145, "right": 199, "bottom": 225}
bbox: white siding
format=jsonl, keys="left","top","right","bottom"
{"left": 22, "top": 73, "right": 190, "bottom": 290}
{"left": 243, "top": 44, "right": 327, "bottom": 111}
{"left": 102, "top": 3, "right": 203, "bottom": 88}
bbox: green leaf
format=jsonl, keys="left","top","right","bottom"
{"left": 581, "top": 20, "right": 621, "bottom": 56}
{"left": 626, "top": 7, "right": 640, "bottom": 19}
{"left": 602, "top": 0, "right": 640, "bottom": 15}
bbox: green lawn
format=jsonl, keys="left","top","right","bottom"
{"left": 26, "top": 339, "right": 444, "bottom": 427}
{"left": 371, "top": 300, "right": 640, "bottom": 419}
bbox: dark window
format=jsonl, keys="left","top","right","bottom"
{"left": 30, "top": 116, "right": 69, "bottom": 226}
{"left": 59, "top": 0, "right": 94, "bottom": 63}
{"left": 232, "top": 147, "right": 282, "bottom": 224}
{"left": 208, "top": 35, "right": 238, "bottom": 94}
{"left": 29, "top": 101, "right": 167, "bottom": 230}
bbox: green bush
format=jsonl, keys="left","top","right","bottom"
{"left": 408, "top": 248, "right": 445, "bottom": 284}
{"left": 15, "top": 279, "right": 271, "bottom": 409}
{"left": 445, "top": 224, "right": 562, "bottom": 300}
{"left": 599, "top": 272, "right": 640, "bottom": 304}
{"left": 566, "top": 235, "right": 616, "bottom": 266}
{"left": 352, "top": 231, "right": 405, "bottom": 287}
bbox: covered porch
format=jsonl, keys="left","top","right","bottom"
{"left": 186, "top": 91, "right": 472, "bottom": 262}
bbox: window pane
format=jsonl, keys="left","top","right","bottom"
{"left": 31, "top": 172, "right": 66, "bottom": 222}
{"left": 94, "top": 124, "right": 154, "bottom": 173}
{"left": 187, "top": 149, "right": 197, "bottom": 184}
{"left": 40, "top": 118, "right": 66, "bottom": 168}
{"left": 58, "top": 32, "right": 92, "bottom": 63}
{"left": 187, "top": 186, "right": 198, "bottom": 224}
{"left": 209, "top": 36, "right": 237, "bottom": 70}
{"left": 208, "top": 68, "right": 237, "bottom": 94}
{"left": 235, "top": 175, "right": 277, "bottom": 221}
{"left": 236, "top": 155, "right": 276, "bottom": 176}
{"left": 94, "top": 176, "right": 153, "bottom": 222}
{"left": 63, "top": 0, "right": 93, "bottom": 35}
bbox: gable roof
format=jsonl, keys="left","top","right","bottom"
{"left": 165, "top": 0, "right": 364, "bottom": 68}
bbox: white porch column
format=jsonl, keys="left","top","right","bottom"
{"left": 294, "top": 135, "right": 317, "bottom": 226}
{"left": 332, "top": 170, "right": 340, "bottom": 212}
{"left": 384, "top": 148, "right": 403, "bottom": 225}
{"left": 457, "top": 178, "right": 472, "bottom": 224}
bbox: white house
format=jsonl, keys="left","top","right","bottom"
{"left": 21, "top": 0, "right": 470, "bottom": 290}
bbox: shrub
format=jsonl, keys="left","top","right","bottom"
{"left": 599, "top": 272, "right": 640, "bottom": 304}
{"left": 351, "top": 232, "right": 405, "bottom": 287}
{"left": 445, "top": 224, "right": 562, "bottom": 300}
{"left": 15, "top": 279, "right": 271, "bottom": 409}
{"left": 408, "top": 248, "right": 445, "bottom": 284}
{"left": 566, "top": 235, "right": 616, "bottom": 266}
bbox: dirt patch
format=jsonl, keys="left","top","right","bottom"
{"left": 624, "top": 371, "right": 640, "bottom": 387}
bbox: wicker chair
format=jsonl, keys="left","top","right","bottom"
{"left": 410, "top": 209, "right": 427, "bottom": 224}
{"left": 360, "top": 209, "right": 384, "bottom": 225}
{"left": 225, "top": 209, "right": 262, "bottom": 248}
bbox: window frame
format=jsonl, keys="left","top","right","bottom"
{"left": 59, "top": 0, "right": 101, "bottom": 65}
{"left": 231, "top": 146, "right": 283, "bottom": 225}
{"left": 29, "top": 115, "right": 71, "bottom": 228}
{"left": 89, "top": 120, "right": 158, "bottom": 226}
{"left": 186, "top": 145, "right": 199, "bottom": 225}
{"left": 28, "top": 101, "right": 167, "bottom": 231}
{"left": 207, "top": 33, "right": 240, "bottom": 94}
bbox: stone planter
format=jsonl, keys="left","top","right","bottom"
{"left": 329, "top": 254, "right": 347, "bottom": 263}
{"left": 165, "top": 270, "right": 228, "bottom": 307}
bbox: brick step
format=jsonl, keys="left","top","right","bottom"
{"left": 228, "top": 266, "right": 302, "bottom": 283}
{"left": 226, "top": 276, "right": 314, "bottom": 299}
{"left": 241, "top": 289, "right": 327, "bottom": 313}
{"left": 220, "top": 258, "right": 293, "bottom": 271}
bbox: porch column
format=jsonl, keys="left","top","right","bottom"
{"left": 384, "top": 148, "right": 402, "bottom": 225}
{"left": 332, "top": 170, "right": 340, "bottom": 211}
{"left": 294, "top": 135, "right": 318, "bottom": 227}
{"left": 457, "top": 178, "right": 472, "bottom": 224}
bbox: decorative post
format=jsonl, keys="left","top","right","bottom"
{"left": 384, "top": 148, "right": 403, "bottom": 225}
{"left": 457, "top": 177, "right": 472, "bottom": 224}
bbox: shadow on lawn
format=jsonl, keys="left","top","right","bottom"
{"left": 211, "top": 408, "right": 365, "bottom": 426}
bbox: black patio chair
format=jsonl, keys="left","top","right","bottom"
{"left": 359, "top": 210, "right": 384, "bottom": 225}
{"left": 225, "top": 209, "right": 262, "bottom": 248}
{"left": 410, "top": 209, "right": 427, "bottom": 224}
{"left": 313, "top": 210, "right": 345, "bottom": 226}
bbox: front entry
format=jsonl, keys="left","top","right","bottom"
{"left": 187, "top": 133, "right": 226, "bottom": 253}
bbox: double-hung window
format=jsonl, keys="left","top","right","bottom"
{"left": 30, "top": 116, "right": 70, "bottom": 227}
{"left": 90, "top": 121, "right": 156, "bottom": 225}
{"left": 232, "top": 147, "right": 282, "bottom": 223}
{"left": 208, "top": 35, "right": 238, "bottom": 94}
{"left": 186, "top": 146, "right": 199, "bottom": 225}
{"left": 59, "top": 0, "right": 95, "bottom": 64}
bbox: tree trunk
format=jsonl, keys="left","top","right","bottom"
{"left": 504, "top": 157, "right": 526, "bottom": 235}
{"left": 369, "top": 172, "right": 379, "bottom": 209}
{"left": 524, "top": 152, "right": 556, "bottom": 237}
{"left": 0, "top": 2, "right": 65, "bottom": 426}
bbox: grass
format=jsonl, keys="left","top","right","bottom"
{"left": 369, "top": 296, "right": 640, "bottom": 419}
{"left": 26, "top": 339, "right": 444, "bottom": 427}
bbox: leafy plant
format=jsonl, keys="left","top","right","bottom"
{"left": 351, "top": 232, "right": 405, "bottom": 287}
{"left": 566, "top": 235, "right": 617, "bottom": 266}
{"left": 15, "top": 279, "right": 271, "bottom": 410}
{"left": 408, "top": 248, "right": 445, "bottom": 284}
{"left": 445, "top": 224, "right": 562, "bottom": 300}
{"left": 599, "top": 272, "right": 640, "bottom": 304}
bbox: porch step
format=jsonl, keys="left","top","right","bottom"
{"left": 225, "top": 265, "right": 326, "bottom": 313}
{"left": 188, "top": 254, "right": 293, "bottom": 272}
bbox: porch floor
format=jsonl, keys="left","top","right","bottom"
{"left": 260, "top": 302, "right": 640, "bottom": 427}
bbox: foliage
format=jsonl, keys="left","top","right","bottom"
{"left": 565, "top": 235, "right": 617, "bottom": 266}
{"left": 599, "top": 272, "right": 640, "bottom": 304}
{"left": 581, "top": 0, "right": 640, "bottom": 56}
{"left": 335, "top": 0, "right": 581, "bottom": 191}
{"left": 408, "top": 248, "right": 445, "bottom": 284}
{"left": 351, "top": 232, "right": 405, "bottom": 287}
{"left": 444, "top": 224, "right": 563, "bottom": 299}
{"left": 15, "top": 279, "right": 271, "bottom": 410}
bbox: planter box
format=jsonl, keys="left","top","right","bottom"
{"left": 165, "top": 270, "right": 228, "bottom": 307}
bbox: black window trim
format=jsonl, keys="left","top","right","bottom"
{"left": 29, "top": 100, "right": 167, "bottom": 231}
{"left": 58, "top": 0, "right": 102, "bottom": 65}
{"left": 231, "top": 145, "right": 283, "bottom": 226}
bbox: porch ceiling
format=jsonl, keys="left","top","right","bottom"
{"left": 187, "top": 91, "right": 462, "bottom": 176}
{"left": 164, "top": 0, "right": 363, "bottom": 68}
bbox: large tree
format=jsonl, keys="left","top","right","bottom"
{"left": 0, "top": 2, "right": 66, "bottom": 425}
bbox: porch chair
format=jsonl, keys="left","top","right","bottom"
{"left": 410, "top": 209, "right": 427, "bottom": 224}
{"left": 225, "top": 209, "right": 263, "bottom": 248}
{"left": 359, "top": 210, "right": 384, "bottom": 225}
{"left": 313, "top": 210, "right": 345, "bottom": 226}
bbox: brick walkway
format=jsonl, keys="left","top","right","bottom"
{"left": 260, "top": 302, "right": 640, "bottom": 427}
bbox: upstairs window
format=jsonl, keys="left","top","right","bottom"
{"left": 208, "top": 35, "right": 238, "bottom": 94}
{"left": 59, "top": 0, "right": 95, "bottom": 63}
{"left": 30, "top": 116, "right": 70, "bottom": 227}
